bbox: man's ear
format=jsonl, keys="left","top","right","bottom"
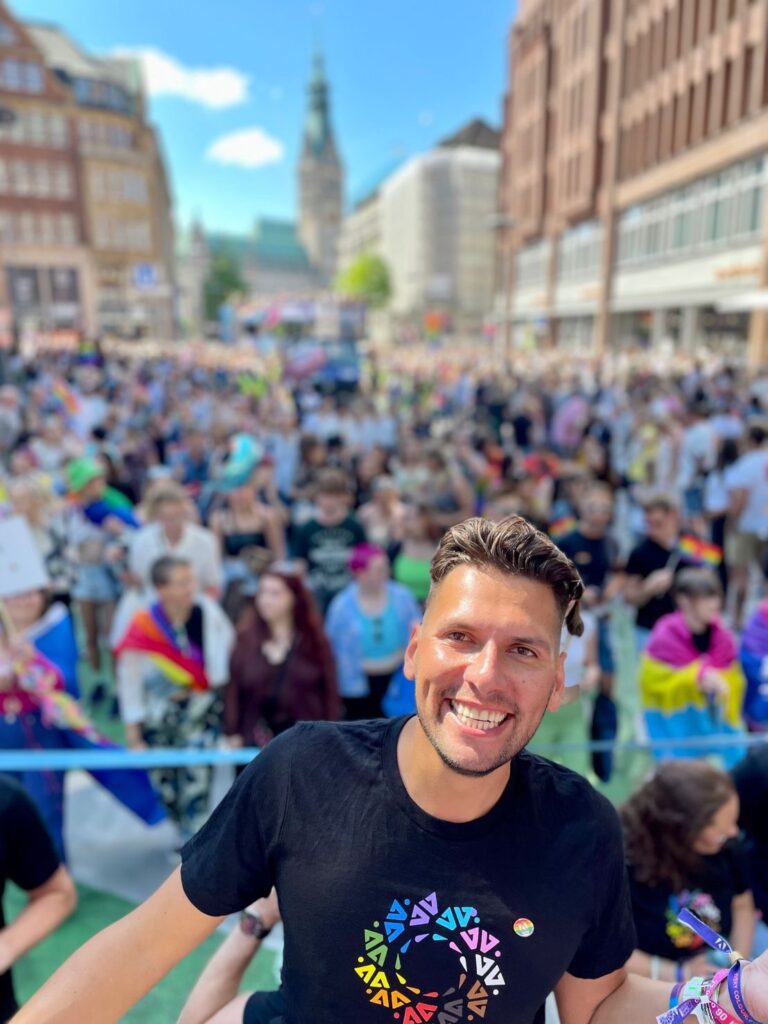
{"left": 547, "top": 649, "right": 566, "bottom": 712}
{"left": 403, "top": 623, "right": 421, "bottom": 681}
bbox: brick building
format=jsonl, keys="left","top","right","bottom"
{"left": 497, "top": 0, "right": 768, "bottom": 361}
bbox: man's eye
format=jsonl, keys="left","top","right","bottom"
{"left": 511, "top": 646, "right": 536, "bottom": 658}
{"left": 447, "top": 631, "right": 467, "bottom": 642}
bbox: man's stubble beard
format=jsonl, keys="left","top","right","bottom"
{"left": 416, "top": 684, "right": 555, "bottom": 779}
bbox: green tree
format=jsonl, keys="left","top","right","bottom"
{"left": 335, "top": 252, "right": 392, "bottom": 309}
{"left": 204, "top": 250, "right": 246, "bottom": 320}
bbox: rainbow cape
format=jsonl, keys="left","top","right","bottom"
{"left": 677, "top": 533, "right": 723, "bottom": 567}
{"left": 114, "top": 604, "right": 209, "bottom": 691}
{"left": 640, "top": 611, "right": 745, "bottom": 767}
{"left": 739, "top": 601, "right": 768, "bottom": 730}
{"left": 549, "top": 515, "right": 577, "bottom": 541}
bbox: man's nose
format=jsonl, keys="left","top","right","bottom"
{"left": 464, "top": 640, "right": 500, "bottom": 689}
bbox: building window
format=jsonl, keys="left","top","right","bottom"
{"left": 57, "top": 214, "right": 76, "bottom": 246}
{"left": 53, "top": 164, "right": 71, "bottom": 199}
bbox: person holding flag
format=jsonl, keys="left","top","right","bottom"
{"left": 113, "top": 554, "right": 234, "bottom": 841}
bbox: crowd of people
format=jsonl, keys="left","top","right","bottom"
{"left": 0, "top": 339, "right": 768, "bottom": 1021}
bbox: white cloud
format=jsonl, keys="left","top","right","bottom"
{"left": 115, "top": 47, "right": 249, "bottom": 109}
{"left": 206, "top": 127, "right": 284, "bottom": 169}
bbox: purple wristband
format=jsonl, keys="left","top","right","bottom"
{"left": 728, "top": 961, "right": 762, "bottom": 1024}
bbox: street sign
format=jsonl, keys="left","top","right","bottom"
{"left": 132, "top": 263, "right": 158, "bottom": 290}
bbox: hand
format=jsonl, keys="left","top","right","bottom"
{"left": 0, "top": 931, "right": 15, "bottom": 974}
{"left": 127, "top": 739, "right": 148, "bottom": 751}
{"left": 646, "top": 567, "right": 674, "bottom": 596}
{"left": 699, "top": 668, "right": 729, "bottom": 697}
{"left": 741, "top": 951, "right": 768, "bottom": 1022}
{"left": 7, "top": 636, "right": 34, "bottom": 664}
{"left": 224, "top": 734, "right": 244, "bottom": 748}
{"left": 581, "top": 664, "right": 601, "bottom": 692}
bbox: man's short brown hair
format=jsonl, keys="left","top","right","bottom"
{"left": 429, "top": 516, "right": 585, "bottom": 635}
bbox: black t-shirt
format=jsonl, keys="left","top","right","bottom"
{"left": 732, "top": 746, "right": 768, "bottom": 917}
{"left": 181, "top": 718, "right": 636, "bottom": 1024}
{"left": 627, "top": 842, "right": 748, "bottom": 962}
{"left": 0, "top": 776, "right": 61, "bottom": 1021}
{"left": 558, "top": 530, "right": 617, "bottom": 592}
{"left": 625, "top": 538, "right": 692, "bottom": 631}
{"left": 292, "top": 515, "right": 366, "bottom": 611}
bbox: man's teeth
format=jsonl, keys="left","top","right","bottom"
{"left": 450, "top": 701, "right": 508, "bottom": 730}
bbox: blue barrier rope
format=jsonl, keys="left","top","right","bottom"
{"left": 0, "top": 733, "right": 764, "bottom": 771}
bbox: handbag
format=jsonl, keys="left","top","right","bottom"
{"left": 251, "top": 641, "right": 296, "bottom": 748}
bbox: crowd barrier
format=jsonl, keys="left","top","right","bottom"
{"left": 0, "top": 732, "right": 764, "bottom": 771}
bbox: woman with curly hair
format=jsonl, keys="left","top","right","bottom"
{"left": 620, "top": 759, "right": 756, "bottom": 984}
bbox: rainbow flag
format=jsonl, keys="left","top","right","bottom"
{"left": 51, "top": 379, "right": 80, "bottom": 416}
{"left": 549, "top": 515, "right": 577, "bottom": 541}
{"left": 114, "top": 604, "right": 209, "bottom": 691}
{"left": 678, "top": 534, "right": 723, "bottom": 567}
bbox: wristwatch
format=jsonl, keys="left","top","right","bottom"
{"left": 239, "top": 909, "right": 272, "bottom": 940}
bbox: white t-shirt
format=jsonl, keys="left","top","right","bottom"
{"left": 128, "top": 522, "right": 223, "bottom": 592}
{"left": 729, "top": 448, "right": 768, "bottom": 538}
{"left": 562, "top": 610, "right": 597, "bottom": 690}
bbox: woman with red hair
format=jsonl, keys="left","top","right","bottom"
{"left": 224, "top": 566, "right": 340, "bottom": 748}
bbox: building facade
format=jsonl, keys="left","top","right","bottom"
{"left": 0, "top": 4, "right": 93, "bottom": 337}
{"left": 28, "top": 22, "right": 176, "bottom": 338}
{"left": 340, "top": 120, "right": 500, "bottom": 332}
{"left": 497, "top": 0, "right": 768, "bottom": 360}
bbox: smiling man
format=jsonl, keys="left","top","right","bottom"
{"left": 12, "top": 518, "right": 768, "bottom": 1024}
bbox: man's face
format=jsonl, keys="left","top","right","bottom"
{"left": 158, "top": 565, "right": 197, "bottom": 612}
{"left": 581, "top": 492, "right": 613, "bottom": 531}
{"left": 157, "top": 500, "right": 186, "bottom": 536}
{"left": 645, "top": 507, "right": 677, "bottom": 543}
{"left": 404, "top": 565, "right": 565, "bottom": 777}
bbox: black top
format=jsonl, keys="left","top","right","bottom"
{"left": 0, "top": 776, "right": 61, "bottom": 1021}
{"left": 625, "top": 538, "right": 692, "bottom": 631}
{"left": 292, "top": 515, "right": 366, "bottom": 611}
{"left": 558, "top": 530, "right": 617, "bottom": 592}
{"left": 181, "top": 717, "right": 636, "bottom": 1024}
{"left": 732, "top": 745, "right": 768, "bottom": 917}
{"left": 223, "top": 530, "right": 268, "bottom": 558}
{"left": 627, "top": 843, "right": 748, "bottom": 962}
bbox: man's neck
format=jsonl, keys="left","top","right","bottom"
{"left": 579, "top": 522, "right": 605, "bottom": 540}
{"left": 163, "top": 527, "right": 184, "bottom": 546}
{"left": 163, "top": 604, "right": 190, "bottom": 628}
{"left": 396, "top": 717, "right": 511, "bottom": 824}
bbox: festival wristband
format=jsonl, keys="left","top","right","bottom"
{"left": 727, "top": 961, "right": 762, "bottom": 1024}
{"left": 677, "top": 910, "right": 743, "bottom": 964}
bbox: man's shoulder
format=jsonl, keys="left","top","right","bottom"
{"left": 516, "top": 750, "right": 620, "bottom": 827}
{"left": 259, "top": 718, "right": 395, "bottom": 779}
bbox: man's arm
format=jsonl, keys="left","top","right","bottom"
{"left": 0, "top": 866, "right": 76, "bottom": 975}
{"left": 729, "top": 486, "right": 748, "bottom": 522}
{"left": 12, "top": 868, "right": 224, "bottom": 1024}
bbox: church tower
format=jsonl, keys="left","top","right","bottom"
{"left": 298, "top": 46, "right": 344, "bottom": 287}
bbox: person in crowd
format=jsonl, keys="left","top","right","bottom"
{"left": 17, "top": 515, "right": 768, "bottom": 1024}
{"left": 704, "top": 437, "right": 740, "bottom": 594}
{"left": 727, "top": 423, "right": 768, "bottom": 629}
{"left": 738, "top": 600, "right": 768, "bottom": 731}
{"left": 6, "top": 480, "right": 74, "bottom": 609}
{"left": 624, "top": 495, "right": 690, "bottom": 652}
{"left": 391, "top": 501, "right": 441, "bottom": 605}
{"left": 291, "top": 468, "right": 366, "bottom": 614}
{"left": 639, "top": 568, "right": 745, "bottom": 767}
{"left": 128, "top": 483, "right": 222, "bottom": 598}
{"left": 620, "top": 760, "right": 755, "bottom": 981}
{"left": 527, "top": 605, "right": 599, "bottom": 778}
{"left": 225, "top": 565, "right": 339, "bottom": 749}
{"left": 65, "top": 457, "right": 140, "bottom": 679}
{"left": 0, "top": 776, "right": 77, "bottom": 1023}
{"left": 558, "top": 482, "right": 623, "bottom": 696}
{"left": 325, "top": 543, "right": 421, "bottom": 720}
{"left": 422, "top": 447, "right": 475, "bottom": 529}
{"left": 732, "top": 744, "right": 768, "bottom": 955}
{"left": 171, "top": 429, "right": 213, "bottom": 501}
{"left": 0, "top": 587, "right": 164, "bottom": 860}
{"left": 357, "top": 475, "right": 406, "bottom": 554}
{"left": 209, "top": 436, "right": 286, "bottom": 621}
{"left": 113, "top": 555, "right": 234, "bottom": 841}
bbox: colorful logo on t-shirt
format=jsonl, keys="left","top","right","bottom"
{"left": 665, "top": 890, "right": 721, "bottom": 950}
{"left": 354, "top": 890, "right": 507, "bottom": 1020}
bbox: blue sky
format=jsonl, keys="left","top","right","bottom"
{"left": 12, "top": 0, "right": 514, "bottom": 235}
